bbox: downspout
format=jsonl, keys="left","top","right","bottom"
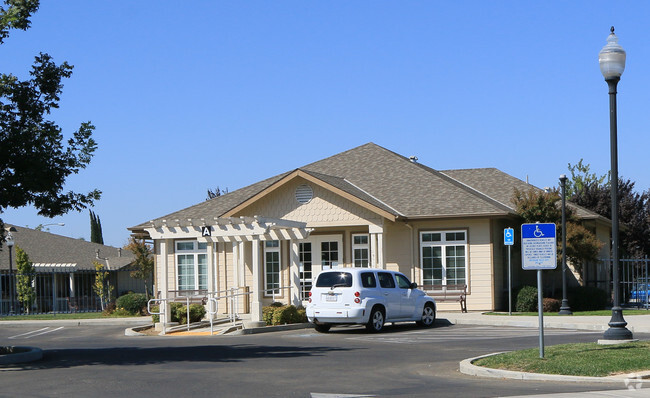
{"left": 405, "top": 223, "right": 415, "bottom": 283}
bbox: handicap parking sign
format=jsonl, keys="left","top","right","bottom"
{"left": 504, "top": 228, "right": 514, "bottom": 246}
{"left": 521, "top": 223, "right": 557, "bottom": 270}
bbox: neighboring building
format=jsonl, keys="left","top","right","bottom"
{"left": 0, "top": 225, "right": 145, "bottom": 314}
{"left": 128, "top": 143, "right": 611, "bottom": 323}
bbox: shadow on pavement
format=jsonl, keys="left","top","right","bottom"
{"left": 2, "top": 344, "right": 354, "bottom": 370}
{"left": 319, "top": 318, "right": 454, "bottom": 335}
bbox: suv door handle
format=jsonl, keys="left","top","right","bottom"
{"left": 383, "top": 292, "right": 389, "bottom": 296}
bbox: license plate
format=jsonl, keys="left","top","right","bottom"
{"left": 325, "top": 294, "right": 337, "bottom": 302}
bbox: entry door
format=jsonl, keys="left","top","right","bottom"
{"left": 299, "top": 235, "right": 343, "bottom": 302}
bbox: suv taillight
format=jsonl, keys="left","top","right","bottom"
{"left": 354, "top": 291, "right": 361, "bottom": 303}
{"left": 309, "top": 291, "right": 312, "bottom": 303}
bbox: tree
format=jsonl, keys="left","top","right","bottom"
{"left": 0, "top": 1, "right": 100, "bottom": 244}
{"left": 92, "top": 261, "right": 113, "bottom": 311}
{"left": 565, "top": 159, "right": 608, "bottom": 199}
{"left": 571, "top": 178, "right": 650, "bottom": 258}
{"left": 206, "top": 186, "right": 228, "bottom": 200}
{"left": 512, "top": 187, "right": 603, "bottom": 275}
{"left": 15, "top": 245, "right": 35, "bottom": 313}
{"left": 125, "top": 237, "right": 154, "bottom": 298}
{"left": 89, "top": 210, "right": 104, "bottom": 244}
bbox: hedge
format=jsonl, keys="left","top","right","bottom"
{"left": 150, "top": 302, "right": 206, "bottom": 323}
{"left": 116, "top": 293, "right": 149, "bottom": 315}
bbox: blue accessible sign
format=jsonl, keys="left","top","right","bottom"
{"left": 504, "top": 228, "right": 514, "bottom": 246}
{"left": 521, "top": 223, "right": 557, "bottom": 270}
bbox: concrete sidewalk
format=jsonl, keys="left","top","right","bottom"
{"left": 441, "top": 311, "right": 650, "bottom": 334}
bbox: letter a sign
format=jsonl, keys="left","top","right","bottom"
{"left": 201, "top": 226, "right": 212, "bottom": 237}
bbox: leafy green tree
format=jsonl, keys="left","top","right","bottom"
{"left": 0, "top": 0, "right": 100, "bottom": 244}
{"left": 564, "top": 159, "right": 608, "bottom": 199}
{"left": 571, "top": 179, "right": 650, "bottom": 258}
{"left": 15, "top": 245, "right": 35, "bottom": 313}
{"left": 92, "top": 261, "right": 113, "bottom": 311}
{"left": 125, "top": 237, "right": 154, "bottom": 298}
{"left": 89, "top": 210, "right": 104, "bottom": 244}
{"left": 512, "top": 187, "right": 602, "bottom": 275}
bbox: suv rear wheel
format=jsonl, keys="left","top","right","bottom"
{"left": 366, "top": 307, "right": 385, "bottom": 332}
{"left": 314, "top": 324, "right": 331, "bottom": 333}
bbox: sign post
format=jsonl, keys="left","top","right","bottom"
{"left": 521, "top": 223, "right": 557, "bottom": 358}
{"left": 504, "top": 228, "right": 514, "bottom": 315}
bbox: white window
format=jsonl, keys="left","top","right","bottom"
{"left": 264, "top": 240, "right": 281, "bottom": 296}
{"left": 176, "top": 241, "right": 208, "bottom": 291}
{"left": 420, "top": 231, "right": 467, "bottom": 287}
{"left": 352, "top": 234, "right": 369, "bottom": 267}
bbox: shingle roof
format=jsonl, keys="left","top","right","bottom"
{"left": 0, "top": 225, "right": 134, "bottom": 271}
{"left": 130, "top": 142, "right": 604, "bottom": 231}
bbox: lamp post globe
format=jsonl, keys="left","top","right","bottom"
{"left": 600, "top": 27, "right": 633, "bottom": 341}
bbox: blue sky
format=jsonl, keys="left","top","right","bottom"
{"left": 2, "top": 1, "right": 649, "bottom": 247}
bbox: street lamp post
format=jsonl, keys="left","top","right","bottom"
{"left": 6, "top": 231, "right": 15, "bottom": 315}
{"left": 558, "top": 174, "right": 572, "bottom": 315}
{"left": 600, "top": 27, "right": 633, "bottom": 341}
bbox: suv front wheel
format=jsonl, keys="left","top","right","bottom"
{"left": 416, "top": 303, "right": 436, "bottom": 327}
{"left": 366, "top": 307, "right": 385, "bottom": 332}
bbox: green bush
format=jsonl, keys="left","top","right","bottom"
{"left": 516, "top": 286, "right": 538, "bottom": 312}
{"left": 542, "top": 297, "right": 560, "bottom": 312}
{"left": 296, "top": 307, "right": 307, "bottom": 323}
{"left": 262, "top": 304, "right": 306, "bottom": 325}
{"left": 174, "top": 303, "right": 206, "bottom": 324}
{"left": 149, "top": 302, "right": 205, "bottom": 323}
{"left": 116, "top": 293, "right": 148, "bottom": 315}
{"left": 566, "top": 286, "right": 609, "bottom": 311}
{"left": 262, "top": 306, "right": 276, "bottom": 325}
{"left": 271, "top": 305, "right": 299, "bottom": 325}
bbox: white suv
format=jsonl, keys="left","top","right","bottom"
{"left": 306, "top": 268, "right": 436, "bottom": 333}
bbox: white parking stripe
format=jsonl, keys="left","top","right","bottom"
{"left": 23, "top": 326, "right": 64, "bottom": 338}
{"left": 8, "top": 327, "right": 51, "bottom": 339}
{"left": 345, "top": 326, "right": 598, "bottom": 344}
{"left": 8, "top": 326, "right": 64, "bottom": 339}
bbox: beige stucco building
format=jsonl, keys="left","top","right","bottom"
{"left": 129, "top": 143, "right": 611, "bottom": 324}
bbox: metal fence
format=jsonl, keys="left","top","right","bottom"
{"left": 619, "top": 257, "right": 650, "bottom": 309}
{"left": 0, "top": 268, "right": 152, "bottom": 316}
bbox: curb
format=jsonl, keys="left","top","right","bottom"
{"left": 460, "top": 352, "right": 650, "bottom": 385}
{"left": 0, "top": 346, "right": 43, "bottom": 365}
{"left": 231, "top": 323, "right": 313, "bottom": 335}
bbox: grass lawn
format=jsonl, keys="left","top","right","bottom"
{"left": 474, "top": 341, "right": 650, "bottom": 377}
{"left": 486, "top": 309, "right": 650, "bottom": 316}
{"left": 0, "top": 312, "right": 148, "bottom": 321}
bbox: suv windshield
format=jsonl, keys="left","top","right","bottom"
{"left": 315, "top": 272, "right": 353, "bottom": 288}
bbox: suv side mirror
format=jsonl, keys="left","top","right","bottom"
{"left": 410, "top": 282, "right": 418, "bottom": 289}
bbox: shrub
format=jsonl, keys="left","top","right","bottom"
{"left": 296, "top": 307, "right": 307, "bottom": 323}
{"left": 102, "top": 301, "right": 117, "bottom": 315}
{"left": 174, "top": 303, "right": 206, "bottom": 324}
{"left": 149, "top": 302, "right": 205, "bottom": 323}
{"left": 262, "top": 304, "right": 307, "bottom": 325}
{"left": 116, "top": 293, "right": 148, "bottom": 315}
{"left": 271, "top": 305, "right": 299, "bottom": 325}
{"left": 542, "top": 297, "right": 560, "bottom": 312}
{"left": 516, "top": 286, "right": 538, "bottom": 312}
{"left": 263, "top": 305, "right": 276, "bottom": 326}
{"left": 566, "top": 286, "right": 609, "bottom": 311}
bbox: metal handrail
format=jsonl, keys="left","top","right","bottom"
{"left": 147, "top": 298, "right": 166, "bottom": 335}
{"left": 149, "top": 285, "right": 297, "bottom": 334}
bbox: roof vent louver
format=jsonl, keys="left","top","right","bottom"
{"left": 295, "top": 184, "right": 313, "bottom": 204}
